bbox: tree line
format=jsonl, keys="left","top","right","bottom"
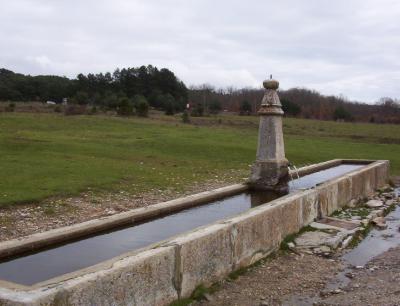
{"left": 188, "top": 85, "right": 400, "bottom": 124}
{"left": 1, "top": 67, "right": 399, "bottom": 123}
{"left": 0, "top": 66, "right": 188, "bottom": 115}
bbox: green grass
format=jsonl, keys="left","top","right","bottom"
{"left": 1, "top": 112, "right": 399, "bottom": 206}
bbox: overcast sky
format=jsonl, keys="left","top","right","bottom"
{"left": 1, "top": 0, "right": 399, "bottom": 103}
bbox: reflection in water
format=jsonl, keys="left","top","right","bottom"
{"left": 250, "top": 190, "right": 285, "bottom": 207}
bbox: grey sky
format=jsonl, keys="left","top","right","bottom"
{"left": 1, "top": 0, "right": 399, "bottom": 103}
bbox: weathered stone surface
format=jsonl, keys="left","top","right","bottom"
{"left": 317, "top": 182, "right": 339, "bottom": 217}
{"left": 279, "top": 196, "right": 303, "bottom": 238}
{"left": 337, "top": 176, "right": 353, "bottom": 208}
{"left": 295, "top": 231, "right": 347, "bottom": 250}
{"left": 251, "top": 159, "right": 289, "bottom": 192}
{"left": 169, "top": 223, "right": 234, "bottom": 298}
{"left": 0, "top": 247, "right": 179, "bottom": 306}
{"left": 59, "top": 247, "right": 178, "bottom": 306}
{"left": 366, "top": 199, "right": 383, "bottom": 208}
{"left": 301, "top": 190, "right": 319, "bottom": 224}
{"left": 372, "top": 217, "right": 388, "bottom": 229}
{"left": 230, "top": 205, "right": 282, "bottom": 268}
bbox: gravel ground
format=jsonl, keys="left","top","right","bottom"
{"left": 195, "top": 252, "right": 343, "bottom": 306}
{"left": 196, "top": 247, "right": 400, "bottom": 306}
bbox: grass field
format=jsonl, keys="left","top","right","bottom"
{"left": 1, "top": 112, "right": 399, "bottom": 206}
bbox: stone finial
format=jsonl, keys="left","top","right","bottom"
{"left": 263, "top": 79, "right": 279, "bottom": 90}
{"left": 259, "top": 77, "right": 283, "bottom": 114}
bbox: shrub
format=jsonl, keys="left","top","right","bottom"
{"left": 133, "top": 95, "right": 149, "bottom": 117}
{"left": 117, "top": 97, "right": 134, "bottom": 116}
{"left": 182, "top": 110, "right": 191, "bottom": 123}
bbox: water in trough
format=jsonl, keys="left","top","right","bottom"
{"left": 0, "top": 164, "right": 363, "bottom": 285}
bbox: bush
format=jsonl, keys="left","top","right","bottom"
{"left": 117, "top": 97, "right": 134, "bottom": 116}
{"left": 133, "top": 95, "right": 149, "bottom": 117}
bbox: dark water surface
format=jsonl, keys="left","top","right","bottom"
{"left": 0, "top": 164, "right": 363, "bottom": 285}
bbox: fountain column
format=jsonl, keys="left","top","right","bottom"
{"left": 250, "top": 77, "right": 289, "bottom": 192}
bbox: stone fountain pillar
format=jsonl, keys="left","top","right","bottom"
{"left": 250, "top": 77, "right": 289, "bottom": 192}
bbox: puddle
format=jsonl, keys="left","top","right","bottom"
{"left": 343, "top": 205, "right": 400, "bottom": 267}
{"left": 0, "top": 164, "right": 363, "bottom": 285}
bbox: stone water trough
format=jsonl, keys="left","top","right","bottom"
{"left": 0, "top": 78, "right": 390, "bottom": 306}
{"left": 0, "top": 162, "right": 389, "bottom": 306}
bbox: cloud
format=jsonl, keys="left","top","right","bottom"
{"left": 0, "top": 0, "right": 399, "bottom": 102}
